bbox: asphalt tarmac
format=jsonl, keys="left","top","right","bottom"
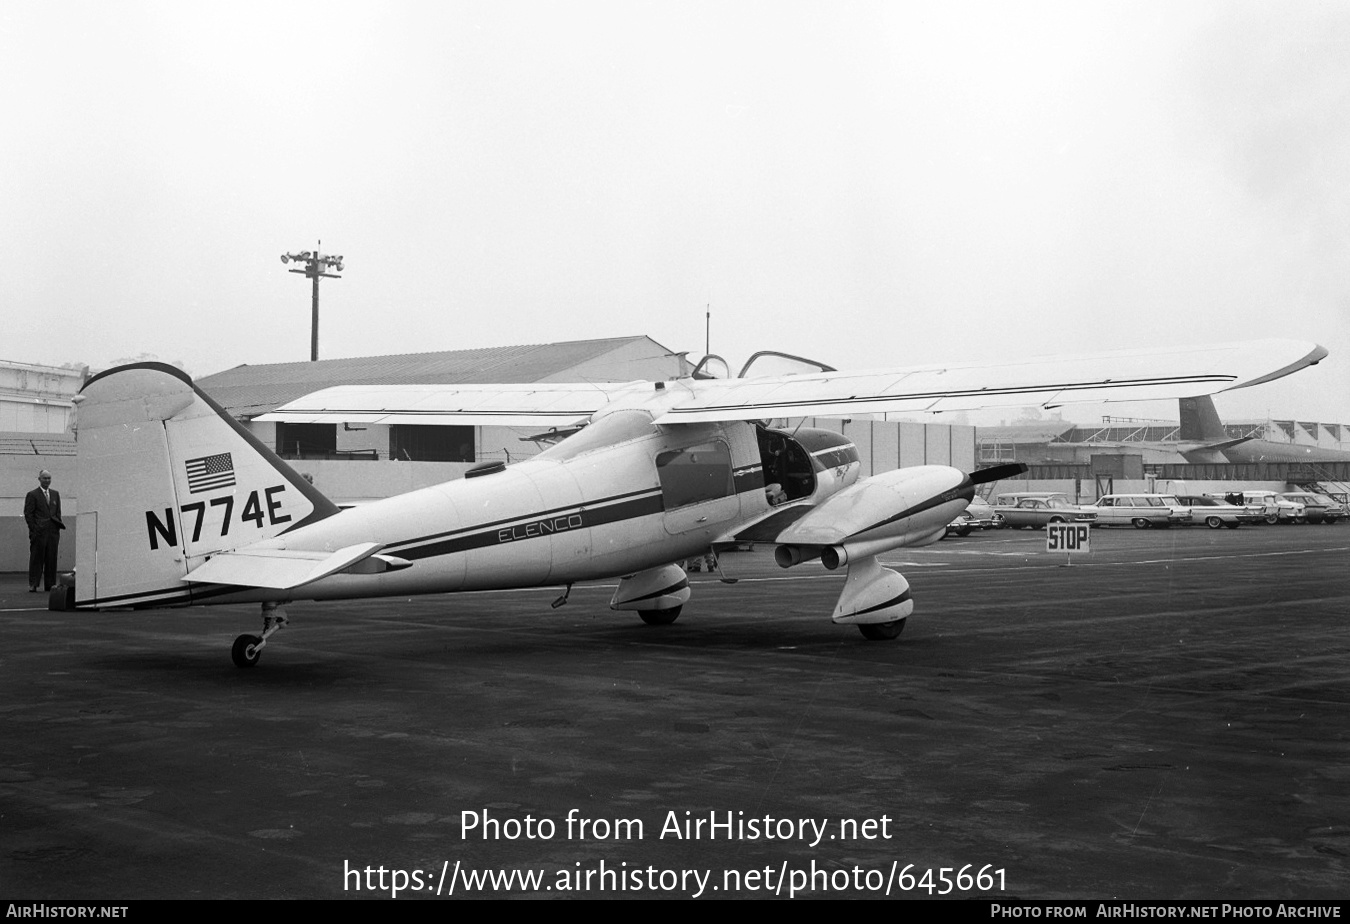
{"left": 2, "top": 525, "right": 1348, "bottom": 900}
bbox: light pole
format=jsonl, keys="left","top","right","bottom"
{"left": 280, "top": 242, "right": 344, "bottom": 361}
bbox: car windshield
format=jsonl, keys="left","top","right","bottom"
{"left": 1046, "top": 497, "right": 1074, "bottom": 508}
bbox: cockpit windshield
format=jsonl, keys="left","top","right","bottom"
{"left": 690, "top": 355, "right": 731, "bottom": 380}
{"left": 737, "top": 351, "right": 836, "bottom": 379}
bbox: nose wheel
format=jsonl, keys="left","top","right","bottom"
{"left": 232, "top": 602, "right": 288, "bottom": 668}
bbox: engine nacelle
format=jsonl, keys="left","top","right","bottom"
{"left": 773, "top": 465, "right": 973, "bottom": 568}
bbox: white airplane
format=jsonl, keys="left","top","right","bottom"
{"left": 69, "top": 340, "right": 1326, "bottom": 666}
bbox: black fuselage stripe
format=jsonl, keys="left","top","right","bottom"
{"left": 399, "top": 493, "right": 666, "bottom": 560}
{"left": 77, "top": 583, "right": 247, "bottom": 610}
{"left": 388, "top": 487, "right": 662, "bottom": 551}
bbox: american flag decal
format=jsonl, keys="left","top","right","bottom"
{"left": 185, "top": 452, "right": 236, "bottom": 493}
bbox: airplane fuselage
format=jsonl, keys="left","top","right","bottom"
{"left": 187, "top": 410, "right": 861, "bottom": 606}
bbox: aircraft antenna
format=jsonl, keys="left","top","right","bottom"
{"left": 705, "top": 301, "right": 711, "bottom": 357}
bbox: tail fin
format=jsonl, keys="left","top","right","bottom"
{"left": 74, "top": 363, "right": 339, "bottom": 609}
{"left": 1178, "top": 395, "right": 1228, "bottom": 442}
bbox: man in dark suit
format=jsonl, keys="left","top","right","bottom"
{"left": 25, "top": 470, "right": 64, "bottom": 592}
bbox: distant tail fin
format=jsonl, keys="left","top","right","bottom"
{"left": 74, "top": 363, "right": 339, "bottom": 609}
{"left": 1178, "top": 396, "right": 1228, "bottom": 442}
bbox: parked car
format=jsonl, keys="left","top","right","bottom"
{"left": 1317, "top": 493, "right": 1350, "bottom": 520}
{"left": 1175, "top": 494, "right": 1262, "bottom": 529}
{"left": 991, "top": 492, "right": 1097, "bottom": 529}
{"left": 946, "top": 496, "right": 1003, "bottom": 536}
{"left": 1277, "top": 492, "right": 1339, "bottom": 524}
{"left": 1085, "top": 494, "right": 1193, "bottom": 528}
{"left": 1208, "top": 490, "right": 1302, "bottom": 524}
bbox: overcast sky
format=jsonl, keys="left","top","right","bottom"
{"left": 3, "top": 1, "right": 1348, "bottom": 425}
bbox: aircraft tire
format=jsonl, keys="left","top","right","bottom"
{"left": 1205, "top": 516, "right": 1223, "bottom": 529}
{"left": 858, "top": 619, "right": 906, "bottom": 641}
{"left": 639, "top": 606, "right": 681, "bottom": 626}
{"left": 232, "top": 634, "right": 262, "bottom": 668}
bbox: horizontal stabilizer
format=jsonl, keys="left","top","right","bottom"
{"left": 183, "top": 542, "right": 408, "bottom": 590}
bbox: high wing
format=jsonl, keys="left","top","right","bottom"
{"left": 256, "top": 380, "right": 652, "bottom": 427}
{"left": 258, "top": 340, "right": 1327, "bottom": 426}
{"left": 652, "top": 339, "right": 1328, "bottom": 423}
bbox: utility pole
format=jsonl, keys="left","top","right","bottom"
{"left": 280, "top": 242, "right": 344, "bottom": 361}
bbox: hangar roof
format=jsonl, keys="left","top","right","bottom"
{"left": 196, "top": 336, "right": 685, "bottom": 419}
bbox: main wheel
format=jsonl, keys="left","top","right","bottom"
{"left": 232, "top": 634, "right": 262, "bottom": 668}
{"left": 858, "top": 619, "right": 906, "bottom": 641}
{"left": 1132, "top": 518, "right": 1150, "bottom": 529}
{"left": 1205, "top": 516, "right": 1223, "bottom": 529}
{"left": 639, "top": 606, "right": 681, "bottom": 626}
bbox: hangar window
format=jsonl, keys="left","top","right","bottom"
{"left": 656, "top": 440, "right": 733, "bottom": 508}
{"left": 389, "top": 424, "right": 475, "bottom": 463}
{"left": 276, "top": 423, "right": 337, "bottom": 459}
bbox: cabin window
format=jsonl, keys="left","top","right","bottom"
{"left": 656, "top": 440, "right": 733, "bottom": 508}
{"left": 389, "top": 425, "right": 475, "bottom": 463}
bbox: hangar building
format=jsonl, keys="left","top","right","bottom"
{"left": 193, "top": 335, "right": 975, "bottom": 506}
